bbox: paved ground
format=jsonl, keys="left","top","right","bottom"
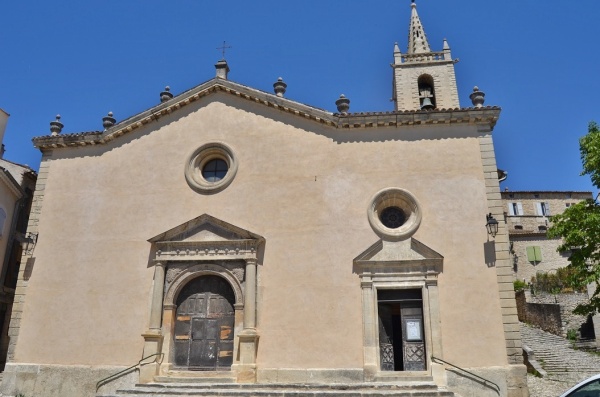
{"left": 528, "top": 374, "right": 578, "bottom": 396}
{"left": 521, "top": 322, "right": 600, "bottom": 396}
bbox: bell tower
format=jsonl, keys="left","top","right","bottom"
{"left": 392, "top": 1, "right": 460, "bottom": 111}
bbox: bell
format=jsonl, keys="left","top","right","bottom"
{"left": 420, "top": 97, "right": 435, "bottom": 110}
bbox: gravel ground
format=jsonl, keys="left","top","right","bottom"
{"left": 527, "top": 374, "right": 583, "bottom": 397}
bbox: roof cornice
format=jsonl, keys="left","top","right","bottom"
{"left": 32, "top": 78, "right": 501, "bottom": 150}
{"left": 0, "top": 167, "right": 25, "bottom": 199}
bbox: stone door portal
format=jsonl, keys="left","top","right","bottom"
{"left": 377, "top": 289, "right": 426, "bottom": 371}
{"left": 174, "top": 275, "right": 235, "bottom": 370}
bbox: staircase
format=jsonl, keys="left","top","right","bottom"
{"left": 103, "top": 381, "right": 459, "bottom": 397}
{"left": 520, "top": 322, "right": 600, "bottom": 381}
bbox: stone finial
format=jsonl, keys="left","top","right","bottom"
{"left": 50, "top": 114, "right": 64, "bottom": 136}
{"left": 215, "top": 59, "right": 230, "bottom": 80}
{"left": 273, "top": 77, "right": 287, "bottom": 97}
{"left": 393, "top": 42, "right": 402, "bottom": 65}
{"left": 335, "top": 94, "right": 350, "bottom": 115}
{"left": 469, "top": 86, "right": 486, "bottom": 108}
{"left": 160, "top": 86, "right": 173, "bottom": 103}
{"left": 102, "top": 111, "right": 116, "bottom": 130}
{"left": 442, "top": 38, "right": 452, "bottom": 60}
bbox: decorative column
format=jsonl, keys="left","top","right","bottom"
{"left": 149, "top": 261, "right": 166, "bottom": 331}
{"left": 237, "top": 258, "right": 259, "bottom": 383}
{"left": 361, "top": 275, "right": 377, "bottom": 380}
{"left": 425, "top": 280, "right": 446, "bottom": 388}
{"left": 243, "top": 258, "right": 257, "bottom": 330}
{"left": 140, "top": 261, "right": 166, "bottom": 383}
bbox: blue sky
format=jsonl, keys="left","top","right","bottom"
{"left": 1, "top": 1, "right": 599, "bottom": 193}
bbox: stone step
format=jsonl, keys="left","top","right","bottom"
{"left": 520, "top": 322, "right": 600, "bottom": 379}
{"left": 155, "top": 376, "right": 236, "bottom": 384}
{"left": 105, "top": 382, "right": 457, "bottom": 397}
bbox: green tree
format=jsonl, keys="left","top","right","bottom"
{"left": 548, "top": 121, "right": 600, "bottom": 315}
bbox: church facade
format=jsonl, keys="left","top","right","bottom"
{"left": 1, "top": 3, "right": 528, "bottom": 397}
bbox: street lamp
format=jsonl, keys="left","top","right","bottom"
{"left": 486, "top": 213, "right": 499, "bottom": 238}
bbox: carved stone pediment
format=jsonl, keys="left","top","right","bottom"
{"left": 148, "top": 214, "right": 264, "bottom": 262}
{"left": 354, "top": 238, "right": 443, "bottom": 276}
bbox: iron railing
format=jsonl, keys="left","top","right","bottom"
{"left": 431, "top": 356, "right": 501, "bottom": 395}
{"left": 95, "top": 353, "right": 163, "bottom": 392}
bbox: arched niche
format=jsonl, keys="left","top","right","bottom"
{"left": 417, "top": 74, "right": 436, "bottom": 109}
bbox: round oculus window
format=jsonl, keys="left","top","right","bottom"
{"left": 185, "top": 142, "right": 238, "bottom": 194}
{"left": 202, "top": 159, "right": 228, "bottom": 182}
{"left": 379, "top": 206, "right": 406, "bottom": 229}
{"left": 367, "top": 188, "right": 422, "bottom": 241}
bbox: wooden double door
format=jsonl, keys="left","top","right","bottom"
{"left": 174, "top": 275, "right": 235, "bottom": 370}
{"left": 378, "top": 289, "right": 426, "bottom": 371}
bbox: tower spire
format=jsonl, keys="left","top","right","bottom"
{"left": 407, "top": 1, "right": 431, "bottom": 54}
{"left": 392, "top": 1, "right": 460, "bottom": 111}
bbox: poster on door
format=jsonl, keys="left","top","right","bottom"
{"left": 406, "top": 320, "right": 422, "bottom": 341}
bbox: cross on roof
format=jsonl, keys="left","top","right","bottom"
{"left": 217, "top": 41, "right": 232, "bottom": 59}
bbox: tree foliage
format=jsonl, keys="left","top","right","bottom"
{"left": 548, "top": 121, "right": 600, "bottom": 315}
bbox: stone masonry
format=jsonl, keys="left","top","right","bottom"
{"left": 501, "top": 191, "right": 592, "bottom": 282}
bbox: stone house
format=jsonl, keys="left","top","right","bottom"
{"left": 502, "top": 190, "right": 593, "bottom": 283}
{"left": 0, "top": 3, "right": 528, "bottom": 397}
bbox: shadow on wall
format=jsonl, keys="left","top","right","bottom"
{"left": 484, "top": 240, "right": 496, "bottom": 267}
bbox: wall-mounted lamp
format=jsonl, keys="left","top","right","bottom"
{"left": 486, "top": 213, "right": 499, "bottom": 238}
{"left": 22, "top": 232, "right": 38, "bottom": 254}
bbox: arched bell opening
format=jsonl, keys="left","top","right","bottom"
{"left": 173, "top": 275, "right": 236, "bottom": 371}
{"left": 417, "top": 74, "right": 436, "bottom": 110}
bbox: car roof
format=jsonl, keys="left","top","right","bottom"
{"left": 560, "top": 374, "right": 600, "bottom": 397}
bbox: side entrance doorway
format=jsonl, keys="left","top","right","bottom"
{"left": 173, "top": 275, "right": 235, "bottom": 370}
{"left": 378, "top": 289, "right": 426, "bottom": 371}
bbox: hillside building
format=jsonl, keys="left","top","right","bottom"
{"left": 502, "top": 190, "right": 593, "bottom": 282}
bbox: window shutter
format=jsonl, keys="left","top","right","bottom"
{"left": 536, "top": 203, "right": 543, "bottom": 216}
{"left": 527, "top": 246, "right": 542, "bottom": 262}
{"left": 526, "top": 246, "right": 535, "bottom": 262}
{"left": 545, "top": 202, "right": 551, "bottom": 216}
{"left": 534, "top": 246, "right": 542, "bottom": 261}
{"left": 508, "top": 203, "right": 515, "bottom": 216}
{"left": 517, "top": 202, "right": 523, "bottom": 215}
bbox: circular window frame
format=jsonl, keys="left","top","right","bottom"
{"left": 367, "top": 188, "right": 422, "bottom": 241}
{"left": 185, "top": 142, "right": 238, "bottom": 194}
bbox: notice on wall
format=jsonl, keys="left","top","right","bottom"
{"left": 406, "top": 320, "right": 422, "bottom": 341}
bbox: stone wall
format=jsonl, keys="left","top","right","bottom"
{"left": 502, "top": 191, "right": 592, "bottom": 282}
{"left": 515, "top": 290, "right": 562, "bottom": 336}
{"left": 0, "top": 363, "right": 136, "bottom": 397}
{"left": 511, "top": 236, "right": 570, "bottom": 283}
{"left": 502, "top": 191, "right": 591, "bottom": 223}
{"left": 527, "top": 291, "right": 591, "bottom": 338}
{"left": 516, "top": 290, "right": 593, "bottom": 339}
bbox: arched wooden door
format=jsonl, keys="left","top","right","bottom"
{"left": 173, "top": 275, "right": 235, "bottom": 370}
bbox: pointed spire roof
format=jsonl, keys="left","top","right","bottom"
{"left": 407, "top": 1, "right": 431, "bottom": 54}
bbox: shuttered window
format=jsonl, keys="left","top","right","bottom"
{"left": 536, "top": 202, "right": 550, "bottom": 216}
{"left": 507, "top": 202, "right": 523, "bottom": 216}
{"left": 526, "top": 246, "right": 542, "bottom": 263}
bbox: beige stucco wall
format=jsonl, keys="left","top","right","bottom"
{"left": 14, "top": 93, "right": 508, "bottom": 371}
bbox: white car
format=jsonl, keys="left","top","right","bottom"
{"left": 560, "top": 374, "right": 600, "bottom": 397}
